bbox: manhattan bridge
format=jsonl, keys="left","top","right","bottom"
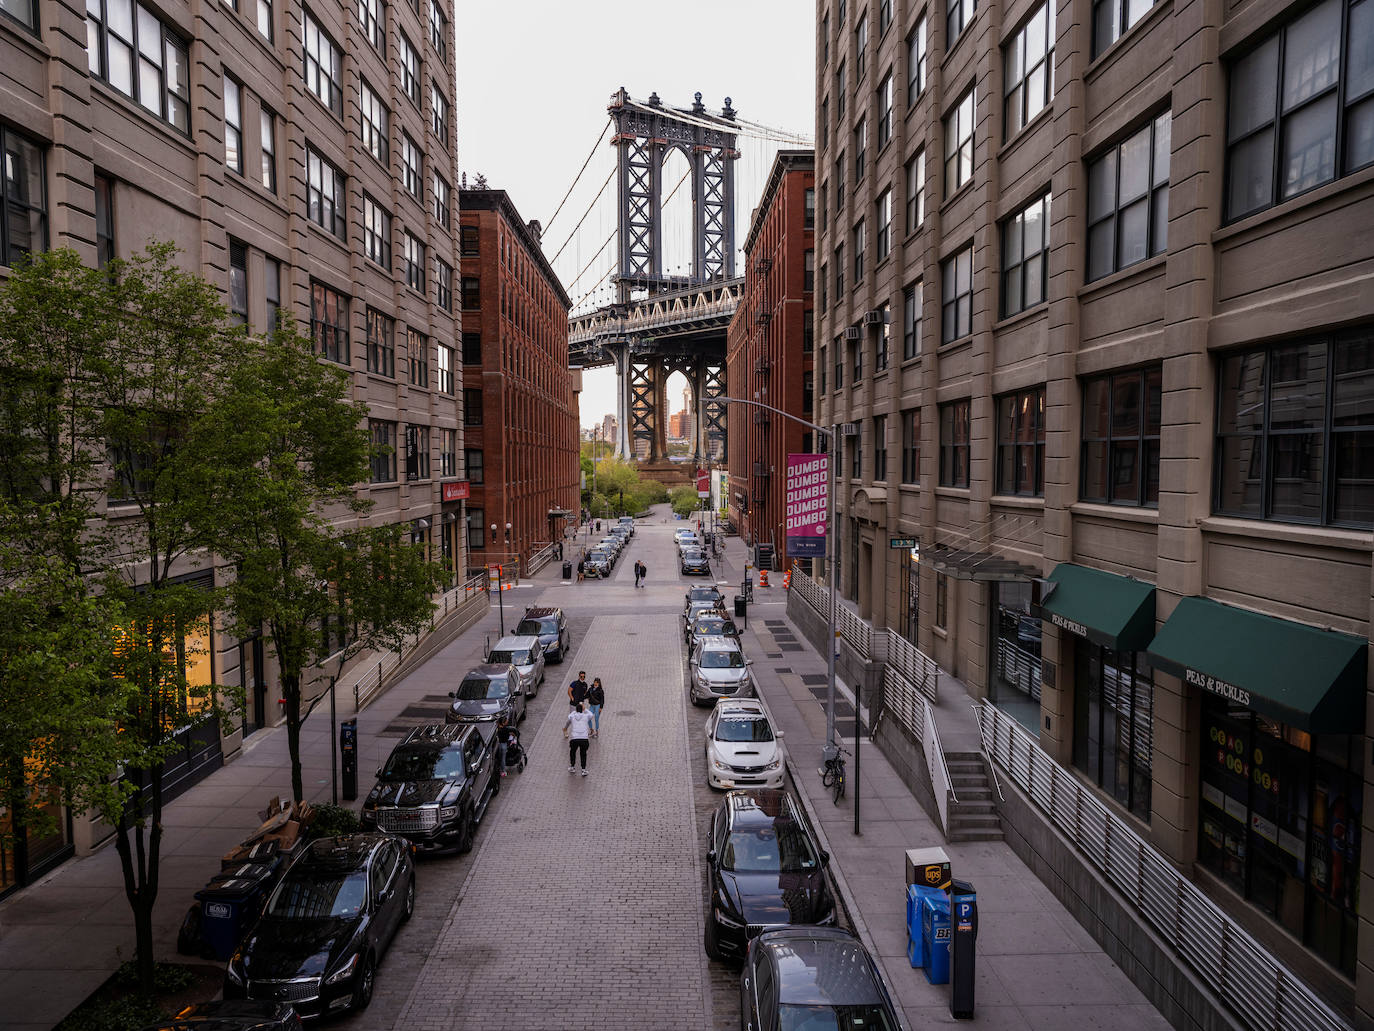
{"left": 545, "top": 88, "right": 811, "bottom": 476}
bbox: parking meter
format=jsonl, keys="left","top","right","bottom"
{"left": 948, "top": 879, "right": 977, "bottom": 1018}
{"left": 340, "top": 718, "right": 358, "bottom": 801}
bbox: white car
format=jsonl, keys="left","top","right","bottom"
{"left": 704, "top": 698, "right": 785, "bottom": 790}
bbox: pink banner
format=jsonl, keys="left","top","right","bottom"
{"left": 785, "top": 453, "right": 828, "bottom": 558}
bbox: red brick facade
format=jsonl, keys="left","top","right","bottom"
{"left": 726, "top": 152, "right": 816, "bottom": 567}
{"left": 458, "top": 190, "right": 577, "bottom": 574}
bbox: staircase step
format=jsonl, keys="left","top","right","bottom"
{"left": 951, "top": 829, "right": 1005, "bottom": 841}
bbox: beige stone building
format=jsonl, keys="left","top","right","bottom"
{"left": 0, "top": 0, "right": 463, "bottom": 891}
{"left": 816, "top": 0, "right": 1373, "bottom": 1019}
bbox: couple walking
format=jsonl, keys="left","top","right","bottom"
{"left": 563, "top": 670, "right": 605, "bottom": 775}
{"left": 633, "top": 559, "right": 647, "bottom": 588}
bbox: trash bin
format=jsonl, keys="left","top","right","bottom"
{"left": 734, "top": 596, "right": 747, "bottom": 618}
{"left": 562, "top": 560, "right": 573, "bottom": 579}
{"left": 920, "top": 891, "right": 952, "bottom": 984}
{"left": 195, "top": 878, "right": 267, "bottom": 960}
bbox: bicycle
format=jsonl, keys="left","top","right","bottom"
{"left": 818, "top": 743, "right": 849, "bottom": 805}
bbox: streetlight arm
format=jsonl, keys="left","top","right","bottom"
{"left": 712, "top": 395, "right": 833, "bottom": 441}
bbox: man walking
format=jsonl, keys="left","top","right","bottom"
{"left": 568, "top": 671, "right": 589, "bottom": 709}
{"left": 639, "top": 560, "right": 647, "bottom": 588}
{"left": 633, "top": 560, "right": 642, "bottom": 588}
{"left": 564, "top": 702, "right": 596, "bottom": 776}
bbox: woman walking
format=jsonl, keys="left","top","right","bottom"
{"left": 564, "top": 702, "right": 596, "bottom": 776}
{"left": 588, "top": 677, "right": 605, "bottom": 732}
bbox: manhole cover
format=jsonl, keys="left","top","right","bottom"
{"left": 616, "top": 709, "right": 636, "bottom": 716}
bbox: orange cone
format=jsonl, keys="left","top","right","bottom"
{"left": 783, "top": 570, "right": 792, "bottom": 590}
{"left": 759, "top": 569, "right": 769, "bottom": 588}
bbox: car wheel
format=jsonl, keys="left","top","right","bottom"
{"left": 402, "top": 874, "right": 415, "bottom": 921}
{"left": 351, "top": 952, "right": 375, "bottom": 1010}
{"left": 704, "top": 913, "right": 725, "bottom": 961}
{"left": 491, "top": 768, "right": 501, "bottom": 796}
{"left": 456, "top": 805, "right": 475, "bottom": 854}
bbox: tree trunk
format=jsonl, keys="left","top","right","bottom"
{"left": 283, "top": 671, "right": 304, "bottom": 802}
{"left": 114, "top": 767, "right": 164, "bottom": 997}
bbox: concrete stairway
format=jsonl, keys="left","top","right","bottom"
{"left": 944, "top": 752, "right": 1004, "bottom": 842}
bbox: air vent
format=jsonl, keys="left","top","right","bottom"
{"left": 863, "top": 309, "right": 885, "bottom": 325}
{"left": 844, "top": 326, "right": 862, "bottom": 340}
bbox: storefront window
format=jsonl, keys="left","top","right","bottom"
{"left": 1198, "top": 699, "right": 1362, "bottom": 976}
{"left": 899, "top": 546, "right": 920, "bottom": 644}
{"left": 1, "top": 791, "right": 73, "bottom": 899}
{"left": 1073, "top": 646, "right": 1152, "bottom": 820}
{"left": 990, "top": 581, "right": 1041, "bottom": 734}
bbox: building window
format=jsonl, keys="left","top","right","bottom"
{"left": 462, "top": 276, "right": 480, "bottom": 309}
{"left": 804, "top": 249, "right": 815, "bottom": 292}
{"left": 879, "top": 0, "right": 892, "bottom": 34}
{"left": 1002, "top": 192, "right": 1050, "bottom": 317}
{"left": 402, "top": 133, "right": 422, "bottom": 198}
{"left": 939, "top": 399, "right": 971, "bottom": 487}
{"left": 462, "top": 331, "right": 482, "bottom": 364}
{"left": 855, "top": 14, "right": 867, "bottom": 79}
{"left": 1082, "top": 365, "right": 1162, "bottom": 506}
{"left": 406, "top": 329, "right": 428, "bottom": 386}
{"left": 264, "top": 258, "right": 280, "bottom": 331}
{"left": 1215, "top": 329, "right": 1374, "bottom": 526}
{"left": 405, "top": 424, "right": 429, "bottom": 480}
{"left": 359, "top": 0, "right": 383, "bottom": 50}
{"left": 854, "top": 118, "right": 867, "bottom": 182}
{"left": 903, "top": 281, "right": 922, "bottom": 360}
{"left": 360, "top": 81, "right": 389, "bottom": 166}
{"left": 901, "top": 408, "right": 921, "bottom": 482}
{"left": 837, "top": 60, "right": 847, "bottom": 118}
{"left": 935, "top": 572, "right": 948, "bottom": 628}
{"left": 306, "top": 147, "right": 345, "bottom": 238}
{"left": 467, "top": 506, "right": 484, "bottom": 550}
{"left": 302, "top": 10, "right": 342, "bottom": 117}
{"left": 4, "top": 0, "right": 37, "bottom": 30}
{"left": 803, "top": 313, "right": 814, "bottom": 353}
{"left": 804, "top": 187, "right": 815, "bottom": 229}
{"left": 255, "top": 0, "right": 271, "bottom": 41}
{"left": 874, "top": 415, "right": 888, "bottom": 480}
{"left": 948, "top": 0, "right": 975, "bottom": 46}
{"left": 906, "top": 149, "right": 925, "bottom": 233}
{"left": 437, "top": 344, "right": 454, "bottom": 394}
{"left": 428, "top": 0, "right": 446, "bottom": 61}
{"left": 431, "top": 83, "right": 450, "bottom": 146}
{"left": 436, "top": 259, "right": 453, "bottom": 311}
{"left": 228, "top": 240, "right": 248, "bottom": 327}
{"left": 400, "top": 32, "right": 421, "bottom": 108}
{"left": 1005, "top": 0, "right": 1055, "bottom": 139}
{"left": 94, "top": 174, "right": 114, "bottom": 268}
{"left": 369, "top": 420, "right": 397, "bottom": 483}
{"left": 460, "top": 224, "right": 479, "bottom": 256}
{"left": 820, "top": 98, "right": 829, "bottom": 151}
{"left": 363, "top": 195, "right": 391, "bottom": 269}
{"left": 433, "top": 174, "right": 451, "bottom": 228}
{"left": 876, "top": 190, "right": 892, "bottom": 261}
{"left": 1075, "top": 648, "right": 1153, "bottom": 821}
{"left": 403, "top": 232, "right": 426, "bottom": 292}
{"left": 834, "top": 244, "right": 844, "bottom": 296}
{"left": 823, "top": 11, "right": 829, "bottom": 65}
{"left": 439, "top": 428, "right": 457, "bottom": 477}
{"left": 852, "top": 331, "right": 863, "bottom": 383}
{"left": 878, "top": 73, "right": 893, "bottom": 148}
{"left": 945, "top": 87, "right": 976, "bottom": 194}
{"left": 224, "top": 77, "right": 243, "bottom": 174}
{"left": 819, "top": 346, "right": 827, "bottom": 393}
{"left": 310, "top": 281, "right": 348, "bottom": 364}
{"left": 260, "top": 107, "right": 276, "bottom": 192}
{"left": 850, "top": 422, "right": 863, "bottom": 478}
{"left": 833, "top": 337, "right": 844, "bottom": 390}
{"left": 941, "top": 244, "right": 973, "bottom": 343}
{"left": 85, "top": 0, "right": 190, "bottom": 132}
{"left": 852, "top": 220, "right": 865, "bottom": 283}
{"left": 366, "top": 308, "right": 395, "bottom": 378}
{"left": 995, "top": 387, "right": 1045, "bottom": 496}
{"left": 908, "top": 15, "right": 927, "bottom": 102}
{"left": 465, "top": 448, "right": 484, "bottom": 485}
{"left": 1087, "top": 112, "right": 1170, "bottom": 281}
{"left": 820, "top": 262, "right": 828, "bottom": 313}
{"left": 876, "top": 303, "right": 891, "bottom": 371}
{"left": 835, "top": 149, "right": 845, "bottom": 201}
{"left": 1225, "top": 0, "right": 1373, "bottom": 221}
{"left": 463, "top": 387, "right": 483, "bottom": 426}
{"left": 1093, "top": 0, "right": 1158, "bottom": 57}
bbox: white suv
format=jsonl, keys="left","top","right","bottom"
{"left": 687, "top": 635, "right": 753, "bottom": 705}
{"left": 704, "top": 699, "right": 785, "bottom": 789}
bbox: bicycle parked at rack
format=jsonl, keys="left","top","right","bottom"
{"left": 818, "top": 742, "right": 849, "bottom": 805}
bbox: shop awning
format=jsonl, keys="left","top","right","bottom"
{"left": 1147, "top": 597, "right": 1368, "bottom": 734}
{"left": 1038, "top": 563, "right": 1156, "bottom": 651}
{"left": 927, "top": 545, "right": 1039, "bottom": 582}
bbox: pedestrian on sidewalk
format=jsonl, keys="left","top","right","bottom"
{"left": 633, "top": 560, "right": 642, "bottom": 588}
{"left": 564, "top": 702, "right": 595, "bottom": 775}
{"left": 639, "top": 560, "right": 647, "bottom": 588}
{"left": 576, "top": 557, "right": 585, "bottom": 583}
{"left": 569, "top": 671, "right": 589, "bottom": 708}
{"left": 495, "top": 714, "right": 515, "bottom": 777}
{"left": 588, "top": 677, "right": 605, "bottom": 731}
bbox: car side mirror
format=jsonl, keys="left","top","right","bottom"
{"left": 376, "top": 768, "right": 383, "bottom": 778}
{"left": 706, "top": 850, "right": 717, "bottom": 864}
{"left": 448, "top": 690, "right": 457, "bottom": 698}
{"left": 819, "top": 850, "right": 830, "bottom": 864}
{"left": 775, "top": 730, "right": 785, "bottom": 738}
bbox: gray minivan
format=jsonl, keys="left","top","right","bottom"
{"left": 485, "top": 635, "right": 545, "bottom": 698}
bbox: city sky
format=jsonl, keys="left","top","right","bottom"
{"left": 454, "top": 1, "right": 816, "bottom": 429}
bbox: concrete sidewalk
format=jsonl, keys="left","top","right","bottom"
{"left": 713, "top": 534, "right": 1170, "bottom": 1030}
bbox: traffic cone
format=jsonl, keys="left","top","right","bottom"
{"left": 783, "top": 570, "right": 792, "bottom": 590}
{"left": 759, "top": 569, "right": 769, "bottom": 588}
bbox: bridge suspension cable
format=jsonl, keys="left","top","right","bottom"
{"left": 548, "top": 164, "right": 615, "bottom": 266}
{"left": 563, "top": 232, "right": 615, "bottom": 292}
{"left": 543, "top": 117, "right": 611, "bottom": 237}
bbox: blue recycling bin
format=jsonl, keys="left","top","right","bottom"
{"left": 195, "top": 878, "right": 265, "bottom": 960}
{"left": 921, "top": 892, "right": 951, "bottom": 984}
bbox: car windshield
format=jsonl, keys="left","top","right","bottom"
{"left": 700, "top": 650, "right": 745, "bottom": 669}
{"left": 722, "top": 820, "right": 819, "bottom": 873}
{"left": 457, "top": 676, "right": 508, "bottom": 700}
{"left": 694, "top": 618, "right": 727, "bottom": 634}
{"left": 778, "top": 1004, "right": 897, "bottom": 1031}
{"left": 266, "top": 868, "right": 369, "bottom": 919}
{"left": 381, "top": 745, "right": 465, "bottom": 780}
{"left": 488, "top": 649, "right": 530, "bottom": 666}
{"left": 716, "top": 717, "right": 774, "bottom": 742}
{"left": 683, "top": 549, "right": 703, "bottom": 559}
{"left": 688, "top": 587, "right": 720, "bottom": 602}
{"left": 516, "top": 617, "right": 555, "bottom": 636}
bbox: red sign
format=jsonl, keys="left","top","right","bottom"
{"left": 441, "top": 481, "right": 470, "bottom": 502}
{"left": 696, "top": 468, "right": 710, "bottom": 497}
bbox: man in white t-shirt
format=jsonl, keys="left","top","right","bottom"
{"left": 564, "top": 702, "right": 596, "bottom": 776}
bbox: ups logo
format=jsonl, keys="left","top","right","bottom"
{"left": 923, "top": 866, "right": 942, "bottom": 885}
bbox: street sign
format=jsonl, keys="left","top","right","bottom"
{"left": 696, "top": 467, "right": 710, "bottom": 498}
{"left": 890, "top": 537, "right": 919, "bottom": 549}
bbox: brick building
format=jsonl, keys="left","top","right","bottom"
{"left": 726, "top": 150, "right": 816, "bottom": 567}
{"left": 457, "top": 188, "right": 577, "bottom": 574}
{"left": 816, "top": 0, "right": 1373, "bottom": 1018}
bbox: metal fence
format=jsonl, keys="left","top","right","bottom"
{"left": 883, "top": 668, "right": 955, "bottom": 833}
{"left": 875, "top": 627, "right": 939, "bottom": 702}
{"left": 972, "top": 703, "right": 1351, "bottom": 1031}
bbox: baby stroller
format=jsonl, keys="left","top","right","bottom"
{"left": 500, "top": 726, "right": 528, "bottom": 773}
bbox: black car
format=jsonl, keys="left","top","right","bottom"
{"left": 224, "top": 834, "right": 414, "bottom": 1019}
{"left": 686, "top": 611, "right": 740, "bottom": 646}
{"left": 359, "top": 724, "right": 498, "bottom": 854}
{"left": 741, "top": 927, "right": 902, "bottom": 1031}
{"left": 137, "top": 1001, "right": 303, "bottom": 1031}
{"left": 585, "top": 550, "right": 612, "bottom": 578}
{"left": 684, "top": 584, "right": 725, "bottom": 617}
{"left": 704, "top": 790, "right": 835, "bottom": 962}
{"left": 680, "top": 548, "right": 712, "bottom": 576}
{"left": 516, "top": 606, "right": 571, "bottom": 662}
{"left": 446, "top": 663, "right": 527, "bottom": 724}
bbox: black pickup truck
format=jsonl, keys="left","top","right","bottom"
{"left": 359, "top": 723, "right": 499, "bottom": 854}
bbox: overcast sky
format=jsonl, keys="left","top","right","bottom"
{"left": 455, "top": 1, "right": 816, "bottom": 429}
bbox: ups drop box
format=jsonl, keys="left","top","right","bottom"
{"left": 905, "top": 846, "right": 952, "bottom": 890}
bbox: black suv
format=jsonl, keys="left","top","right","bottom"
{"left": 516, "top": 606, "right": 571, "bottom": 662}
{"left": 446, "top": 663, "right": 527, "bottom": 725}
{"left": 359, "top": 724, "right": 498, "bottom": 854}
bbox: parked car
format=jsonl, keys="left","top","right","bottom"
{"left": 516, "top": 606, "right": 571, "bottom": 662}
{"left": 686, "top": 610, "right": 739, "bottom": 647}
{"left": 617, "top": 515, "right": 635, "bottom": 537}
{"left": 359, "top": 723, "right": 498, "bottom": 854}
{"left": 680, "top": 547, "right": 711, "bottom": 576}
{"left": 138, "top": 1001, "right": 303, "bottom": 1031}
{"left": 486, "top": 634, "right": 545, "bottom": 697}
{"left": 224, "top": 834, "right": 415, "bottom": 1018}
{"left": 740, "top": 927, "right": 902, "bottom": 1030}
{"left": 676, "top": 534, "right": 702, "bottom": 554}
{"left": 688, "top": 635, "right": 753, "bottom": 705}
{"left": 704, "top": 789, "right": 835, "bottom": 962}
{"left": 585, "top": 550, "right": 612, "bottom": 578}
{"left": 684, "top": 585, "right": 725, "bottom": 617}
{"left": 598, "top": 536, "right": 623, "bottom": 560}
{"left": 446, "top": 664, "right": 527, "bottom": 724}
{"left": 704, "top": 699, "right": 785, "bottom": 790}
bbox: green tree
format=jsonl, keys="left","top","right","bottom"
{"left": 670, "top": 485, "right": 700, "bottom": 517}
{"left": 188, "top": 321, "right": 442, "bottom": 803}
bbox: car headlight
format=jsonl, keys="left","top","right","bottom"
{"left": 765, "top": 757, "right": 781, "bottom": 771}
{"left": 711, "top": 757, "right": 731, "bottom": 771}
{"left": 439, "top": 805, "right": 459, "bottom": 820}
{"left": 325, "top": 953, "right": 358, "bottom": 985}
{"left": 226, "top": 955, "right": 245, "bottom": 985}
{"left": 714, "top": 906, "right": 745, "bottom": 929}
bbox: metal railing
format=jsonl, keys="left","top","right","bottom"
{"left": 972, "top": 703, "right": 1351, "bottom": 1031}
{"left": 874, "top": 627, "right": 939, "bottom": 702}
{"left": 525, "top": 541, "right": 557, "bottom": 575}
{"left": 883, "top": 668, "right": 956, "bottom": 833}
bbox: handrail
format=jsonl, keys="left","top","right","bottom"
{"left": 882, "top": 668, "right": 956, "bottom": 834}
{"left": 971, "top": 703, "right": 1351, "bottom": 1031}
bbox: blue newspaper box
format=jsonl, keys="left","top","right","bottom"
{"left": 906, "top": 884, "right": 942, "bottom": 968}
{"left": 921, "top": 892, "right": 951, "bottom": 984}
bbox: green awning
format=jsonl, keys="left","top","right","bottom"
{"left": 1148, "top": 597, "right": 1367, "bottom": 734}
{"left": 1038, "top": 563, "right": 1156, "bottom": 651}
